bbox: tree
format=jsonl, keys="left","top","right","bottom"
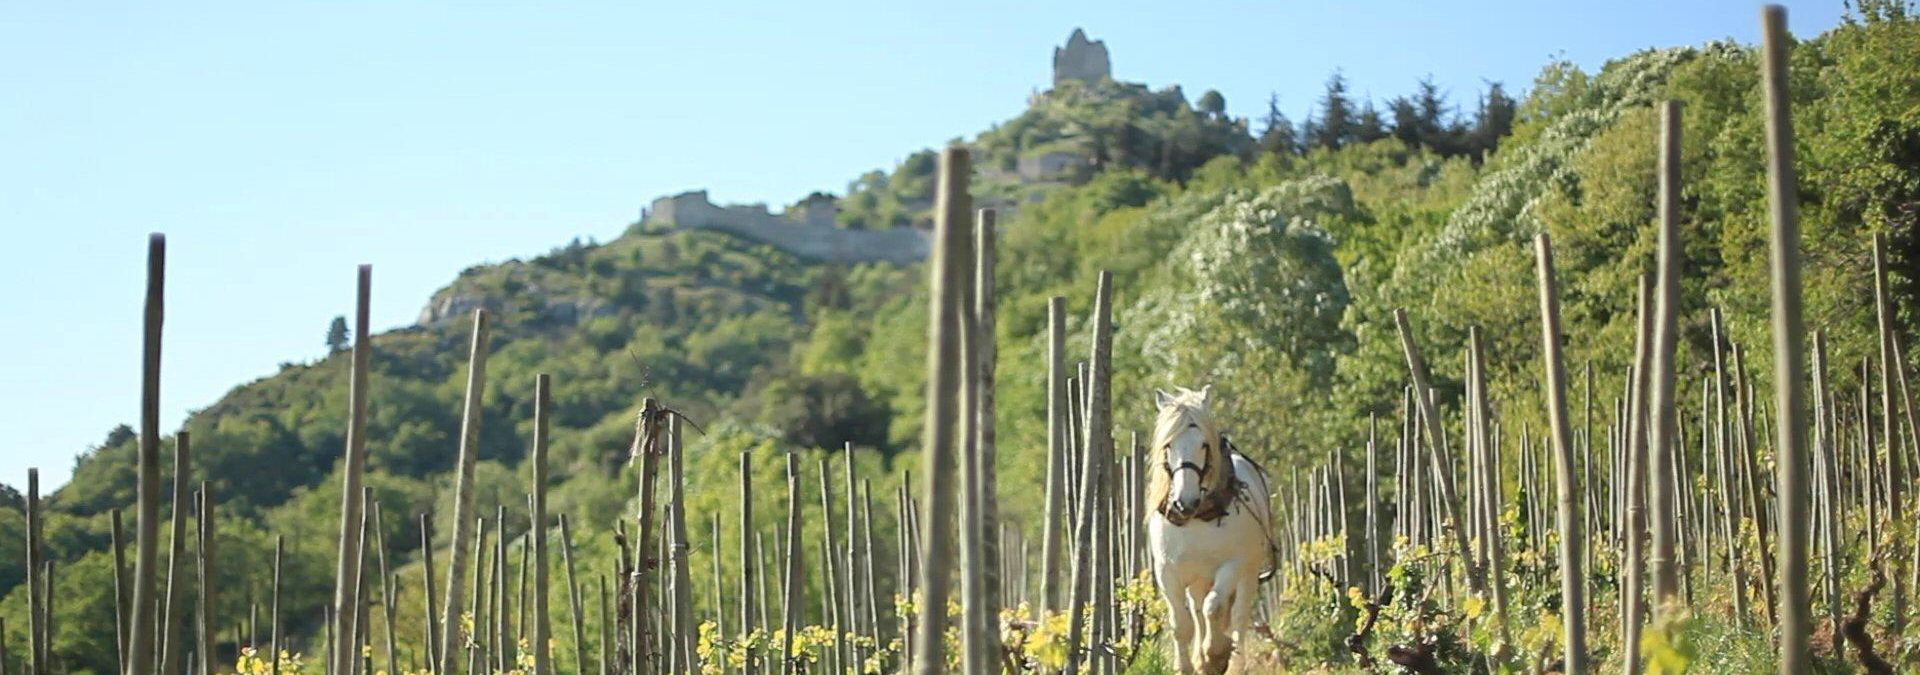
{"left": 1259, "top": 93, "right": 1298, "bottom": 156}
{"left": 756, "top": 372, "right": 891, "bottom": 451}
{"left": 1468, "top": 82, "right": 1517, "bottom": 160}
{"left": 1389, "top": 96, "right": 1421, "bottom": 147}
{"left": 1355, "top": 101, "right": 1390, "bottom": 143}
{"left": 326, "top": 315, "right": 349, "bottom": 353}
{"left": 1413, "top": 77, "right": 1455, "bottom": 153}
{"left": 1313, "top": 71, "right": 1356, "bottom": 150}
{"left": 1197, "top": 89, "right": 1227, "bottom": 118}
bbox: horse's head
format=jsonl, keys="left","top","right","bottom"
{"left": 1149, "top": 384, "right": 1221, "bottom": 518}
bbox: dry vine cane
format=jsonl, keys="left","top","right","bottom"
{"left": 1841, "top": 560, "right": 1893, "bottom": 675}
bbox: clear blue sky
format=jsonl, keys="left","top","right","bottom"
{"left": 0, "top": 1, "right": 1846, "bottom": 490}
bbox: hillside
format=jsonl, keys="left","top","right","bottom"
{"left": 6, "top": 11, "right": 1920, "bottom": 672}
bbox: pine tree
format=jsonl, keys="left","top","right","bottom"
{"left": 1469, "top": 82, "right": 1518, "bottom": 160}
{"left": 1313, "top": 71, "right": 1355, "bottom": 150}
{"left": 1413, "top": 77, "right": 1453, "bottom": 153}
{"left": 1355, "top": 101, "right": 1389, "bottom": 143}
{"left": 1259, "top": 93, "right": 1298, "bottom": 156}
{"left": 326, "top": 316, "right": 349, "bottom": 353}
{"left": 1389, "top": 96, "right": 1421, "bottom": 147}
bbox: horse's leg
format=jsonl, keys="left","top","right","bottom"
{"left": 1199, "top": 562, "right": 1241, "bottom": 675}
{"left": 1185, "top": 576, "right": 1216, "bottom": 674}
{"left": 1157, "top": 562, "right": 1199, "bottom": 675}
{"left": 1228, "top": 570, "right": 1260, "bottom": 673}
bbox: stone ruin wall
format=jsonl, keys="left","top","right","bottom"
{"left": 644, "top": 190, "right": 929, "bottom": 265}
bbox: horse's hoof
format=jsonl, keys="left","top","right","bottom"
{"left": 1202, "top": 648, "right": 1233, "bottom": 675}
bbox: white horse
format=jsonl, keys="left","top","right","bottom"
{"left": 1146, "top": 385, "right": 1274, "bottom": 675}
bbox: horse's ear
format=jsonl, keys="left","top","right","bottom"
{"left": 1199, "top": 384, "right": 1213, "bottom": 405}
{"left": 1155, "top": 388, "right": 1175, "bottom": 410}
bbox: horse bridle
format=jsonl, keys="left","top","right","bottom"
{"left": 1162, "top": 426, "right": 1220, "bottom": 512}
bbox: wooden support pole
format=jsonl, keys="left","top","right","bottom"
{"left": 1761, "top": 6, "right": 1813, "bottom": 669}
{"left": 1065, "top": 271, "right": 1113, "bottom": 675}
{"left": 127, "top": 233, "right": 165, "bottom": 675}
{"left": 532, "top": 374, "right": 553, "bottom": 675}
{"left": 329, "top": 265, "right": 374, "bottom": 673}
{"left": 1393, "top": 309, "right": 1487, "bottom": 594}
{"left": 438, "top": 308, "right": 490, "bottom": 674}
{"left": 1622, "top": 275, "right": 1655, "bottom": 675}
{"left": 1534, "top": 234, "right": 1588, "bottom": 675}
{"left": 911, "top": 146, "right": 970, "bottom": 675}
{"left": 1648, "top": 100, "right": 1685, "bottom": 610}
{"left": 195, "top": 483, "right": 216, "bottom": 675}
{"left": 25, "top": 470, "right": 44, "bottom": 675}
{"left": 158, "top": 432, "right": 191, "bottom": 675}
{"left": 112, "top": 508, "right": 130, "bottom": 674}
{"left": 1041, "top": 296, "right": 1069, "bottom": 615}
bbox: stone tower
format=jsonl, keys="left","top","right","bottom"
{"left": 1052, "top": 28, "right": 1111, "bottom": 86}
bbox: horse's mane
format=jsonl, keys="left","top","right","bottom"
{"left": 1146, "top": 389, "right": 1229, "bottom": 515}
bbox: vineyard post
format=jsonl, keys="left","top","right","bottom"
{"left": 954, "top": 199, "right": 984, "bottom": 675}
{"left": 158, "top": 432, "right": 191, "bottom": 675}
{"left": 1366, "top": 416, "right": 1381, "bottom": 592}
{"left": 1065, "top": 270, "right": 1113, "bottom": 675}
{"left": 494, "top": 508, "right": 511, "bottom": 670}
{"left": 971, "top": 207, "right": 1003, "bottom": 672}
{"left": 1583, "top": 363, "right": 1598, "bottom": 584}
{"left": 1622, "top": 275, "right": 1654, "bottom": 675}
{"left": 780, "top": 452, "right": 802, "bottom": 675}
{"left": 438, "top": 309, "right": 490, "bottom": 674}
{"left": 1813, "top": 333, "right": 1843, "bottom": 658}
{"left": 1468, "top": 328, "right": 1511, "bottom": 646}
{"left": 196, "top": 483, "right": 216, "bottom": 675}
{"left": 112, "top": 508, "right": 129, "bottom": 673}
{"left": 843, "top": 449, "right": 862, "bottom": 665}
{"left": 471, "top": 516, "right": 491, "bottom": 670}
{"left": 597, "top": 574, "right": 610, "bottom": 675}
{"left": 127, "top": 233, "right": 165, "bottom": 675}
{"left": 667, "top": 415, "right": 695, "bottom": 670}
{"left": 559, "top": 515, "right": 587, "bottom": 673}
{"left": 1068, "top": 374, "right": 1085, "bottom": 534}
{"left": 1761, "top": 6, "right": 1813, "bottom": 669}
{"left": 860, "top": 481, "right": 882, "bottom": 657}
{"left": 269, "top": 535, "right": 282, "bottom": 675}
{"left": 26, "top": 470, "right": 44, "bottom": 675}
{"left": 1649, "top": 99, "right": 1685, "bottom": 610}
{"left": 329, "top": 265, "right": 374, "bottom": 673}
{"left": 1041, "top": 296, "right": 1069, "bottom": 614}
{"left": 709, "top": 514, "right": 726, "bottom": 670}
{"left": 531, "top": 374, "right": 553, "bottom": 674}
{"left": 737, "top": 452, "right": 755, "bottom": 675}
{"left": 1894, "top": 334, "right": 1920, "bottom": 597}
{"left": 1871, "top": 233, "right": 1908, "bottom": 633}
{"left": 632, "top": 397, "right": 664, "bottom": 675}
{"left": 1534, "top": 234, "right": 1588, "bottom": 675}
{"left": 911, "top": 146, "right": 969, "bottom": 675}
{"left": 352, "top": 499, "right": 372, "bottom": 674}
{"left": 896, "top": 487, "right": 916, "bottom": 664}
{"left": 1709, "top": 309, "right": 1749, "bottom": 626}
{"left": 369, "top": 499, "right": 398, "bottom": 675}
{"left": 1393, "top": 309, "right": 1487, "bottom": 594}
{"left": 816, "top": 457, "right": 846, "bottom": 675}
{"left": 416, "top": 516, "right": 437, "bottom": 671}
{"left": 1733, "top": 347, "right": 1779, "bottom": 624}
